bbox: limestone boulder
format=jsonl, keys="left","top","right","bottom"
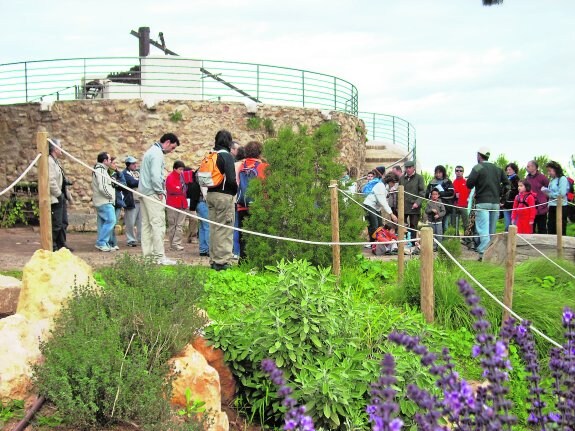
{"left": 0, "top": 314, "right": 47, "bottom": 402}
{"left": 169, "top": 344, "right": 229, "bottom": 431}
{"left": 192, "top": 336, "right": 236, "bottom": 403}
{"left": 0, "top": 274, "right": 21, "bottom": 316}
{"left": 16, "top": 248, "right": 96, "bottom": 328}
{"left": 484, "top": 234, "right": 575, "bottom": 265}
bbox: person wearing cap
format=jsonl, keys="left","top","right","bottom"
{"left": 466, "top": 147, "right": 509, "bottom": 261}
{"left": 122, "top": 156, "right": 141, "bottom": 246}
{"left": 48, "top": 139, "right": 73, "bottom": 251}
{"left": 138, "top": 133, "right": 180, "bottom": 265}
{"left": 363, "top": 167, "right": 398, "bottom": 245}
{"left": 399, "top": 160, "right": 425, "bottom": 245}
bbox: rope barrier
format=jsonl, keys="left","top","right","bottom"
{"left": 516, "top": 234, "right": 575, "bottom": 280}
{"left": 0, "top": 154, "right": 42, "bottom": 197}
{"left": 337, "top": 187, "right": 508, "bottom": 240}
{"left": 433, "top": 237, "right": 563, "bottom": 348}
{"left": 55, "top": 141, "right": 412, "bottom": 247}
{"left": 402, "top": 189, "right": 555, "bottom": 212}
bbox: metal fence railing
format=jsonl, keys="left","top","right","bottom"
{"left": 0, "top": 57, "right": 415, "bottom": 159}
{"left": 0, "top": 57, "right": 358, "bottom": 114}
{"left": 358, "top": 112, "right": 416, "bottom": 154}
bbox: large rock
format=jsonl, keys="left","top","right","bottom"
{"left": 192, "top": 337, "right": 236, "bottom": 404}
{"left": 0, "top": 274, "right": 21, "bottom": 316}
{"left": 169, "top": 344, "right": 229, "bottom": 431}
{"left": 484, "top": 234, "right": 575, "bottom": 265}
{"left": 16, "top": 248, "right": 95, "bottom": 326}
{"left": 0, "top": 314, "right": 47, "bottom": 402}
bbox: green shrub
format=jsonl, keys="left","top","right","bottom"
{"left": 243, "top": 122, "right": 365, "bottom": 268}
{"left": 204, "top": 259, "right": 483, "bottom": 430}
{"left": 32, "top": 255, "right": 208, "bottom": 429}
{"left": 437, "top": 226, "right": 462, "bottom": 264}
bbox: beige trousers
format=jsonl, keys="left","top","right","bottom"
{"left": 167, "top": 208, "right": 187, "bottom": 248}
{"left": 206, "top": 192, "right": 235, "bottom": 265}
{"left": 140, "top": 195, "right": 166, "bottom": 260}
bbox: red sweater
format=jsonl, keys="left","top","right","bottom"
{"left": 453, "top": 177, "right": 470, "bottom": 207}
{"left": 166, "top": 170, "right": 188, "bottom": 209}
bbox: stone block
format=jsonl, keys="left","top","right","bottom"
{"left": 0, "top": 275, "right": 21, "bottom": 316}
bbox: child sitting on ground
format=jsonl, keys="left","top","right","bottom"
{"left": 425, "top": 188, "right": 446, "bottom": 251}
{"left": 371, "top": 224, "right": 398, "bottom": 256}
{"left": 512, "top": 180, "right": 536, "bottom": 234}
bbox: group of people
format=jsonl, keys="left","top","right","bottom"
{"left": 359, "top": 147, "right": 572, "bottom": 261}
{"left": 49, "top": 131, "right": 268, "bottom": 270}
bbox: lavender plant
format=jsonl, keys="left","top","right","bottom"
{"left": 263, "top": 279, "right": 575, "bottom": 430}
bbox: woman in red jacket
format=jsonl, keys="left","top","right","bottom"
{"left": 166, "top": 160, "right": 188, "bottom": 251}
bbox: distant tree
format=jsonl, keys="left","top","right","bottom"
{"left": 243, "top": 122, "right": 365, "bottom": 268}
{"left": 483, "top": 0, "right": 503, "bottom": 5}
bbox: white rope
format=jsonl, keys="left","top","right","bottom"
{"left": 0, "top": 153, "right": 42, "bottom": 197}
{"left": 516, "top": 234, "right": 575, "bottom": 280}
{"left": 433, "top": 237, "right": 562, "bottom": 348}
{"left": 337, "top": 187, "right": 507, "bottom": 240}
{"left": 403, "top": 189, "right": 555, "bottom": 212}
{"left": 55, "top": 141, "right": 412, "bottom": 247}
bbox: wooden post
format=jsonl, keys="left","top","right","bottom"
{"left": 503, "top": 225, "right": 517, "bottom": 324}
{"left": 330, "top": 180, "right": 341, "bottom": 276}
{"left": 397, "top": 185, "right": 405, "bottom": 282}
{"left": 36, "top": 129, "right": 52, "bottom": 251}
{"left": 557, "top": 196, "right": 563, "bottom": 259}
{"left": 420, "top": 226, "right": 434, "bottom": 323}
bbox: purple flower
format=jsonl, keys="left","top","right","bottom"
{"left": 563, "top": 307, "right": 574, "bottom": 325}
{"left": 261, "top": 359, "right": 315, "bottom": 431}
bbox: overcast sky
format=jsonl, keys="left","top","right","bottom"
{"left": 1, "top": 0, "right": 573, "bottom": 173}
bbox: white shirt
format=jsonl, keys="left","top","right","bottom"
{"left": 363, "top": 182, "right": 393, "bottom": 214}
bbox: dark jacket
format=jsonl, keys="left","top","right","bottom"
{"left": 466, "top": 162, "right": 509, "bottom": 205}
{"left": 122, "top": 168, "right": 139, "bottom": 210}
{"left": 207, "top": 146, "right": 238, "bottom": 196}
{"left": 399, "top": 172, "right": 425, "bottom": 215}
{"left": 526, "top": 171, "right": 549, "bottom": 215}
{"left": 503, "top": 174, "right": 519, "bottom": 209}
{"left": 425, "top": 177, "right": 455, "bottom": 213}
{"left": 110, "top": 169, "right": 126, "bottom": 209}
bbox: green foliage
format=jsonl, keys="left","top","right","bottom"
{"left": 492, "top": 153, "right": 527, "bottom": 178}
{"left": 32, "top": 413, "right": 65, "bottom": 428}
{"left": 169, "top": 110, "right": 183, "bottom": 122}
{"left": 246, "top": 116, "right": 262, "bottom": 130}
{"left": 32, "top": 255, "right": 208, "bottom": 429}
{"left": 0, "top": 197, "right": 38, "bottom": 227}
{"left": 0, "top": 399, "right": 24, "bottom": 425}
{"left": 177, "top": 388, "right": 206, "bottom": 418}
{"left": 262, "top": 118, "right": 275, "bottom": 136}
{"left": 205, "top": 259, "right": 483, "bottom": 430}
{"left": 388, "top": 257, "right": 575, "bottom": 357}
{"left": 243, "top": 122, "right": 365, "bottom": 268}
{"left": 437, "top": 227, "right": 462, "bottom": 264}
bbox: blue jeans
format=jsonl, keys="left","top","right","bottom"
{"left": 196, "top": 200, "right": 210, "bottom": 254}
{"left": 475, "top": 203, "right": 499, "bottom": 255}
{"left": 503, "top": 209, "right": 512, "bottom": 232}
{"left": 109, "top": 207, "right": 122, "bottom": 247}
{"left": 96, "top": 203, "right": 116, "bottom": 247}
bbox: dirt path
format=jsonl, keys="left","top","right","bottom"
{"left": 0, "top": 227, "right": 210, "bottom": 271}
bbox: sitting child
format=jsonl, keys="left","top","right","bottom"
{"left": 371, "top": 224, "right": 398, "bottom": 256}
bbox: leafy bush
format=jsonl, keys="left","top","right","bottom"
{"left": 243, "top": 122, "right": 365, "bottom": 268}
{"left": 205, "top": 259, "right": 485, "bottom": 429}
{"left": 33, "top": 255, "right": 208, "bottom": 429}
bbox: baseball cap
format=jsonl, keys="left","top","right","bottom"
{"left": 404, "top": 160, "right": 415, "bottom": 168}
{"left": 125, "top": 156, "right": 137, "bottom": 164}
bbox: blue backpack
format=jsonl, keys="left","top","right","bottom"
{"left": 362, "top": 178, "right": 381, "bottom": 195}
{"left": 237, "top": 160, "right": 261, "bottom": 207}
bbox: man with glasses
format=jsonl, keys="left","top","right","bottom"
{"left": 452, "top": 165, "right": 472, "bottom": 248}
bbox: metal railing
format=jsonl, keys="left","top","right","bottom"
{"left": 0, "top": 57, "right": 358, "bottom": 114}
{"left": 358, "top": 112, "right": 416, "bottom": 154}
{"left": 0, "top": 57, "right": 415, "bottom": 159}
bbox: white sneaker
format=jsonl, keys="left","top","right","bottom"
{"left": 232, "top": 254, "right": 239, "bottom": 260}
{"left": 112, "top": 245, "right": 120, "bottom": 251}
{"left": 157, "top": 257, "right": 177, "bottom": 266}
{"left": 95, "top": 244, "right": 111, "bottom": 252}
{"left": 171, "top": 245, "right": 185, "bottom": 251}
{"left": 364, "top": 244, "right": 371, "bottom": 249}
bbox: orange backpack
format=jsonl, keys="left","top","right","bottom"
{"left": 197, "top": 150, "right": 225, "bottom": 188}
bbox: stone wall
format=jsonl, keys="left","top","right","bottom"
{"left": 0, "top": 100, "right": 366, "bottom": 214}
